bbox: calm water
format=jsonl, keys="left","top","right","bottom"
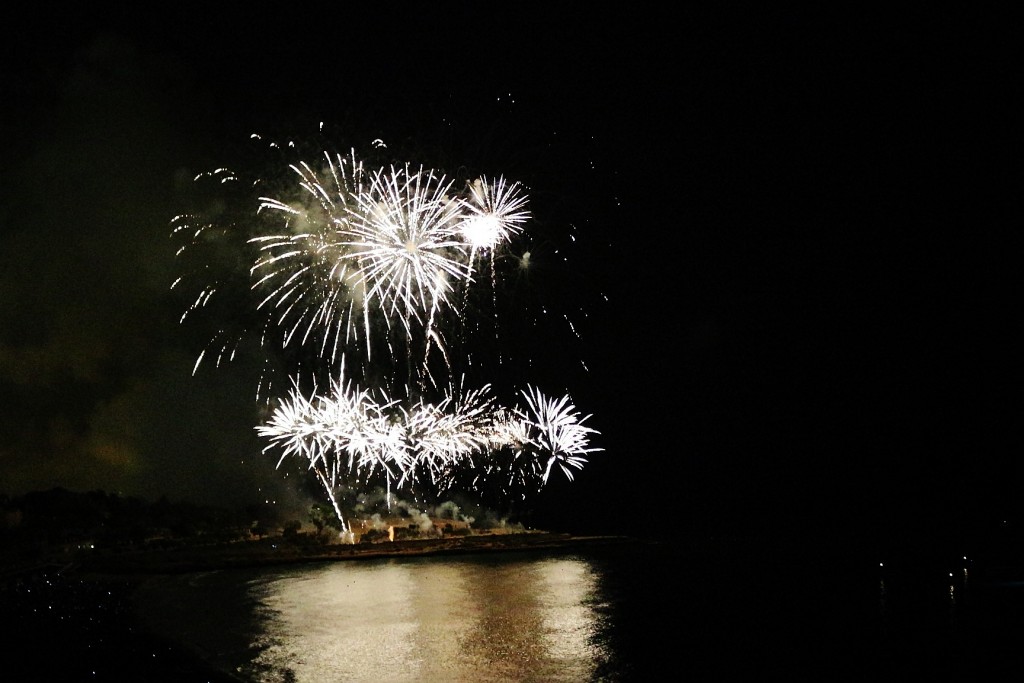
{"left": 131, "top": 540, "right": 1024, "bottom": 681}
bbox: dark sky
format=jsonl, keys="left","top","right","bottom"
{"left": 1, "top": 7, "right": 1019, "bottom": 545}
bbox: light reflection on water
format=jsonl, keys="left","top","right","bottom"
{"left": 246, "top": 555, "right": 603, "bottom": 682}
{"left": 133, "top": 541, "right": 1024, "bottom": 679}
{"left": 138, "top": 552, "right": 610, "bottom": 682}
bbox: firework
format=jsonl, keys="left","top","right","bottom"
{"left": 515, "top": 386, "right": 600, "bottom": 484}
{"left": 174, "top": 134, "right": 600, "bottom": 531}
{"left": 458, "top": 176, "right": 531, "bottom": 255}
{"left": 255, "top": 374, "right": 599, "bottom": 530}
{"left": 250, "top": 150, "right": 370, "bottom": 367}
{"left": 255, "top": 370, "right": 406, "bottom": 531}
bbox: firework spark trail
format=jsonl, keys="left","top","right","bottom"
{"left": 399, "top": 384, "right": 498, "bottom": 489}
{"left": 256, "top": 371, "right": 406, "bottom": 530}
{"left": 252, "top": 151, "right": 371, "bottom": 368}
{"left": 517, "top": 386, "right": 600, "bottom": 483}
{"left": 458, "top": 176, "right": 531, "bottom": 255}
{"left": 454, "top": 175, "right": 531, "bottom": 368}
{"left": 175, "top": 152, "right": 540, "bottom": 386}
{"left": 342, "top": 164, "right": 476, "bottom": 393}
{"left": 256, "top": 375, "right": 601, "bottom": 521}
{"left": 345, "top": 165, "right": 471, "bottom": 328}
{"left": 175, "top": 137, "right": 600, "bottom": 529}
{"left": 247, "top": 158, "right": 488, "bottom": 393}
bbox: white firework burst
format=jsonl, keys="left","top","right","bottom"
{"left": 344, "top": 164, "right": 474, "bottom": 334}
{"left": 400, "top": 383, "right": 498, "bottom": 489}
{"left": 517, "top": 385, "right": 602, "bottom": 483}
{"left": 249, "top": 151, "right": 371, "bottom": 365}
{"left": 458, "top": 176, "right": 531, "bottom": 254}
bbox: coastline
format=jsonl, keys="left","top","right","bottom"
{"left": 73, "top": 530, "right": 640, "bottom": 576}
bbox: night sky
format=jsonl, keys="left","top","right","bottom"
{"left": 1, "top": 7, "right": 1018, "bottom": 550}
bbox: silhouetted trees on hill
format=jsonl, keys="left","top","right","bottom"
{"left": 0, "top": 488, "right": 286, "bottom": 553}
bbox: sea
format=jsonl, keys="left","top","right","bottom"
{"left": 125, "top": 536, "right": 1024, "bottom": 681}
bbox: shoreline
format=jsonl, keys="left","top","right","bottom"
{"left": 71, "top": 530, "right": 640, "bottom": 576}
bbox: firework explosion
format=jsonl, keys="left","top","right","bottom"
{"left": 172, "top": 134, "right": 600, "bottom": 533}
